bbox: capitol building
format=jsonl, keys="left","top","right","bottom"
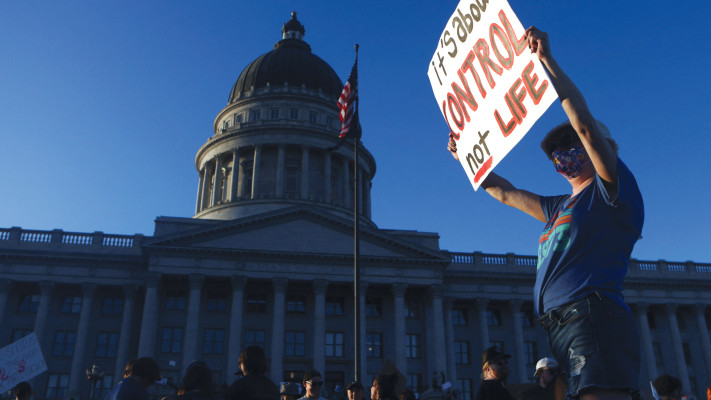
{"left": 1, "top": 13, "right": 711, "bottom": 400}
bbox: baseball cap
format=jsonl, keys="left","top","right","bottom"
{"left": 481, "top": 346, "right": 511, "bottom": 366}
{"left": 534, "top": 357, "right": 558, "bottom": 376}
{"left": 346, "top": 381, "right": 363, "bottom": 391}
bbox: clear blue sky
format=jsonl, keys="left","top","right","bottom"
{"left": 1, "top": 1, "right": 710, "bottom": 263}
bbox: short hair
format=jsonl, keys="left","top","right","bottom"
{"left": 14, "top": 382, "right": 32, "bottom": 399}
{"left": 239, "top": 345, "right": 268, "bottom": 374}
{"left": 541, "top": 120, "right": 618, "bottom": 160}
{"left": 123, "top": 359, "right": 136, "bottom": 378}
{"left": 131, "top": 357, "right": 161, "bottom": 382}
{"left": 652, "top": 375, "right": 682, "bottom": 397}
{"left": 303, "top": 369, "right": 322, "bottom": 382}
{"left": 179, "top": 361, "right": 213, "bottom": 395}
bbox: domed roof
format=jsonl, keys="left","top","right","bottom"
{"left": 228, "top": 12, "right": 343, "bottom": 104}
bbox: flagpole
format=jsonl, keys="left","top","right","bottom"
{"left": 352, "top": 43, "right": 361, "bottom": 384}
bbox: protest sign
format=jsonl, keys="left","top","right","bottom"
{"left": 428, "top": 0, "right": 558, "bottom": 190}
{"left": 0, "top": 333, "right": 47, "bottom": 393}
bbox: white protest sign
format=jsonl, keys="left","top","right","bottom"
{"left": 0, "top": 333, "right": 47, "bottom": 393}
{"left": 428, "top": 0, "right": 558, "bottom": 190}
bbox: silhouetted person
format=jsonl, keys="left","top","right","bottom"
{"left": 163, "top": 360, "right": 219, "bottom": 400}
{"left": 224, "top": 345, "right": 279, "bottom": 400}
{"left": 14, "top": 382, "right": 32, "bottom": 400}
{"left": 371, "top": 374, "right": 398, "bottom": 400}
{"left": 105, "top": 357, "right": 161, "bottom": 400}
{"left": 475, "top": 346, "right": 515, "bottom": 400}
{"left": 651, "top": 375, "right": 682, "bottom": 400}
{"left": 299, "top": 370, "right": 327, "bottom": 400}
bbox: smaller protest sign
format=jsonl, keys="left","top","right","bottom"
{"left": 428, "top": 0, "right": 558, "bottom": 190}
{"left": 0, "top": 333, "right": 47, "bottom": 393}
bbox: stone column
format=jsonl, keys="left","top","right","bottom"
{"left": 33, "top": 281, "right": 54, "bottom": 354}
{"left": 138, "top": 273, "right": 161, "bottom": 357}
{"left": 635, "top": 303, "right": 658, "bottom": 380}
{"left": 200, "top": 165, "right": 210, "bottom": 211}
{"left": 68, "top": 283, "right": 98, "bottom": 398}
{"left": 358, "top": 281, "right": 369, "bottom": 381}
{"left": 276, "top": 145, "right": 285, "bottom": 197}
{"left": 114, "top": 285, "right": 137, "bottom": 379}
{"left": 476, "top": 298, "right": 490, "bottom": 350}
{"left": 392, "top": 283, "right": 408, "bottom": 375}
{"left": 227, "top": 276, "right": 246, "bottom": 384}
{"left": 323, "top": 151, "right": 331, "bottom": 202}
{"left": 342, "top": 158, "right": 350, "bottom": 207}
{"left": 270, "top": 278, "right": 288, "bottom": 383}
{"left": 182, "top": 274, "right": 204, "bottom": 373}
{"left": 313, "top": 280, "right": 329, "bottom": 374}
{"left": 196, "top": 167, "right": 205, "bottom": 213}
{"left": 211, "top": 156, "right": 222, "bottom": 206}
{"left": 694, "top": 304, "right": 711, "bottom": 384}
{"left": 0, "top": 280, "right": 10, "bottom": 330}
{"left": 251, "top": 145, "right": 261, "bottom": 199}
{"left": 301, "top": 147, "right": 309, "bottom": 200}
{"left": 665, "top": 304, "right": 691, "bottom": 393}
{"left": 230, "top": 149, "right": 240, "bottom": 201}
{"left": 430, "top": 285, "right": 448, "bottom": 378}
{"left": 510, "top": 300, "right": 527, "bottom": 383}
{"left": 443, "top": 297, "right": 457, "bottom": 383}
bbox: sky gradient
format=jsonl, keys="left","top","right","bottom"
{"left": 1, "top": 1, "right": 710, "bottom": 264}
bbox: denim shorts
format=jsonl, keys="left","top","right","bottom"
{"left": 538, "top": 293, "right": 640, "bottom": 399}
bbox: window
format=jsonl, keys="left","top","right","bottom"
{"left": 12, "top": 329, "right": 32, "bottom": 342}
{"left": 406, "top": 334, "right": 420, "bottom": 358}
{"left": 247, "top": 293, "right": 267, "bottom": 313}
{"left": 18, "top": 294, "right": 40, "bottom": 312}
{"left": 244, "top": 329, "right": 265, "bottom": 348}
{"left": 250, "top": 109, "right": 261, "bottom": 122}
{"left": 676, "top": 312, "right": 686, "bottom": 330}
{"left": 652, "top": 342, "right": 663, "bottom": 366}
{"left": 326, "top": 116, "right": 334, "bottom": 129}
{"left": 271, "top": 108, "right": 280, "bottom": 120}
{"left": 524, "top": 341, "right": 538, "bottom": 364}
{"left": 326, "top": 297, "right": 344, "bottom": 315}
{"left": 165, "top": 291, "right": 186, "bottom": 311}
{"left": 366, "top": 333, "right": 383, "bottom": 358}
{"left": 309, "top": 111, "right": 318, "bottom": 124}
{"left": 366, "top": 297, "right": 382, "bottom": 317}
{"left": 283, "top": 370, "right": 302, "bottom": 383}
{"left": 456, "top": 379, "right": 472, "bottom": 400}
{"left": 325, "top": 332, "right": 344, "bottom": 358}
{"left": 325, "top": 371, "right": 345, "bottom": 396}
{"left": 95, "top": 376, "right": 113, "bottom": 399}
{"left": 234, "top": 113, "right": 243, "bottom": 124}
{"left": 286, "top": 295, "right": 306, "bottom": 313}
{"left": 285, "top": 161, "right": 300, "bottom": 195}
{"left": 454, "top": 341, "right": 470, "bottom": 364}
{"left": 61, "top": 296, "right": 81, "bottom": 314}
{"left": 486, "top": 309, "right": 501, "bottom": 327}
{"left": 452, "top": 308, "right": 468, "bottom": 326}
{"left": 45, "top": 374, "right": 70, "bottom": 399}
{"left": 241, "top": 160, "right": 253, "bottom": 198}
{"left": 52, "top": 331, "right": 76, "bottom": 357}
{"left": 405, "top": 298, "right": 419, "bottom": 318}
{"left": 522, "top": 308, "right": 535, "bottom": 328}
{"left": 203, "top": 329, "right": 225, "bottom": 354}
{"left": 682, "top": 342, "right": 692, "bottom": 365}
{"left": 407, "top": 374, "right": 421, "bottom": 392}
{"left": 490, "top": 341, "right": 504, "bottom": 352}
{"left": 95, "top": 332, "right": 119, "bottom": 358}
{"left": 285, "top": 331, "right": 305, "bottom": 356}
{"left": 289, "top": 108, "right": 299, "bottom": 120}
{"left": 161, "top": 327, "right": 184, "bottom": 353}
{"left": 101, "top": 297, "right": 124, "bottom": 316}
{"left": 222, "top": 120, "right": 230, "bottom": 130}
{"left": 647, "top": 310, "right": 657, "bottom": 329}
{"left": 206, "top": 296, "right": 227, "bottom": 312}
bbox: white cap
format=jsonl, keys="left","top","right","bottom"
{"left": 534, "top": 357, "right": 558, "bottom": 375}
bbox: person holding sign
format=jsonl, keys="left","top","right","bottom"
{"left": 448, "top": 27, "right": 644, "bottom": 400}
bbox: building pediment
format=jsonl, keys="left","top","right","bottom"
{"left": 145, "top": 207, "right": 446, "bottom": 262}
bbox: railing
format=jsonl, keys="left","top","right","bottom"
{"left": 638, "top": 262, "right": 658, "bottom": 271}
{"left": 0, "top": 227, "right": 141, "bottom": 249}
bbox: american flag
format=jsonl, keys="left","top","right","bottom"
{"left": 337, "top": 60, "right": 359, "bottom": 139}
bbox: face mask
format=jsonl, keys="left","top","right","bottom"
{"left": 552, "top": 145, "right": 589, "bottom": 179}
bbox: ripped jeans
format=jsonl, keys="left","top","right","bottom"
{"left": 539, "top": 293, "right": 640, "bottom": 399}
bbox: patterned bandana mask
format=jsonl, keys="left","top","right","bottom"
{"left": 552, "top": 145, "right": 589, "bottom": 179}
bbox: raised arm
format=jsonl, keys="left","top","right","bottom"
{"left": 448, "top": 133, "right": 545, "bottom": 222}
{"left": 526, "top": 27, "right": 619, "bottom": 194}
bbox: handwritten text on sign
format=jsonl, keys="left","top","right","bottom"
{"left": 428, "top": 0, "right": 557, "bottom": 190}
{"left": 0, "top": 333, "right": 48, "bottom": 393}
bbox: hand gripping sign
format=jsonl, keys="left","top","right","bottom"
{"left": 428, "top": 0, "right": 558, "bottom": 190}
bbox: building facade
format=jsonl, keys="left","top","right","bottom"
{"left": 2, "top": 13, "right": 711, "bottom": 400}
